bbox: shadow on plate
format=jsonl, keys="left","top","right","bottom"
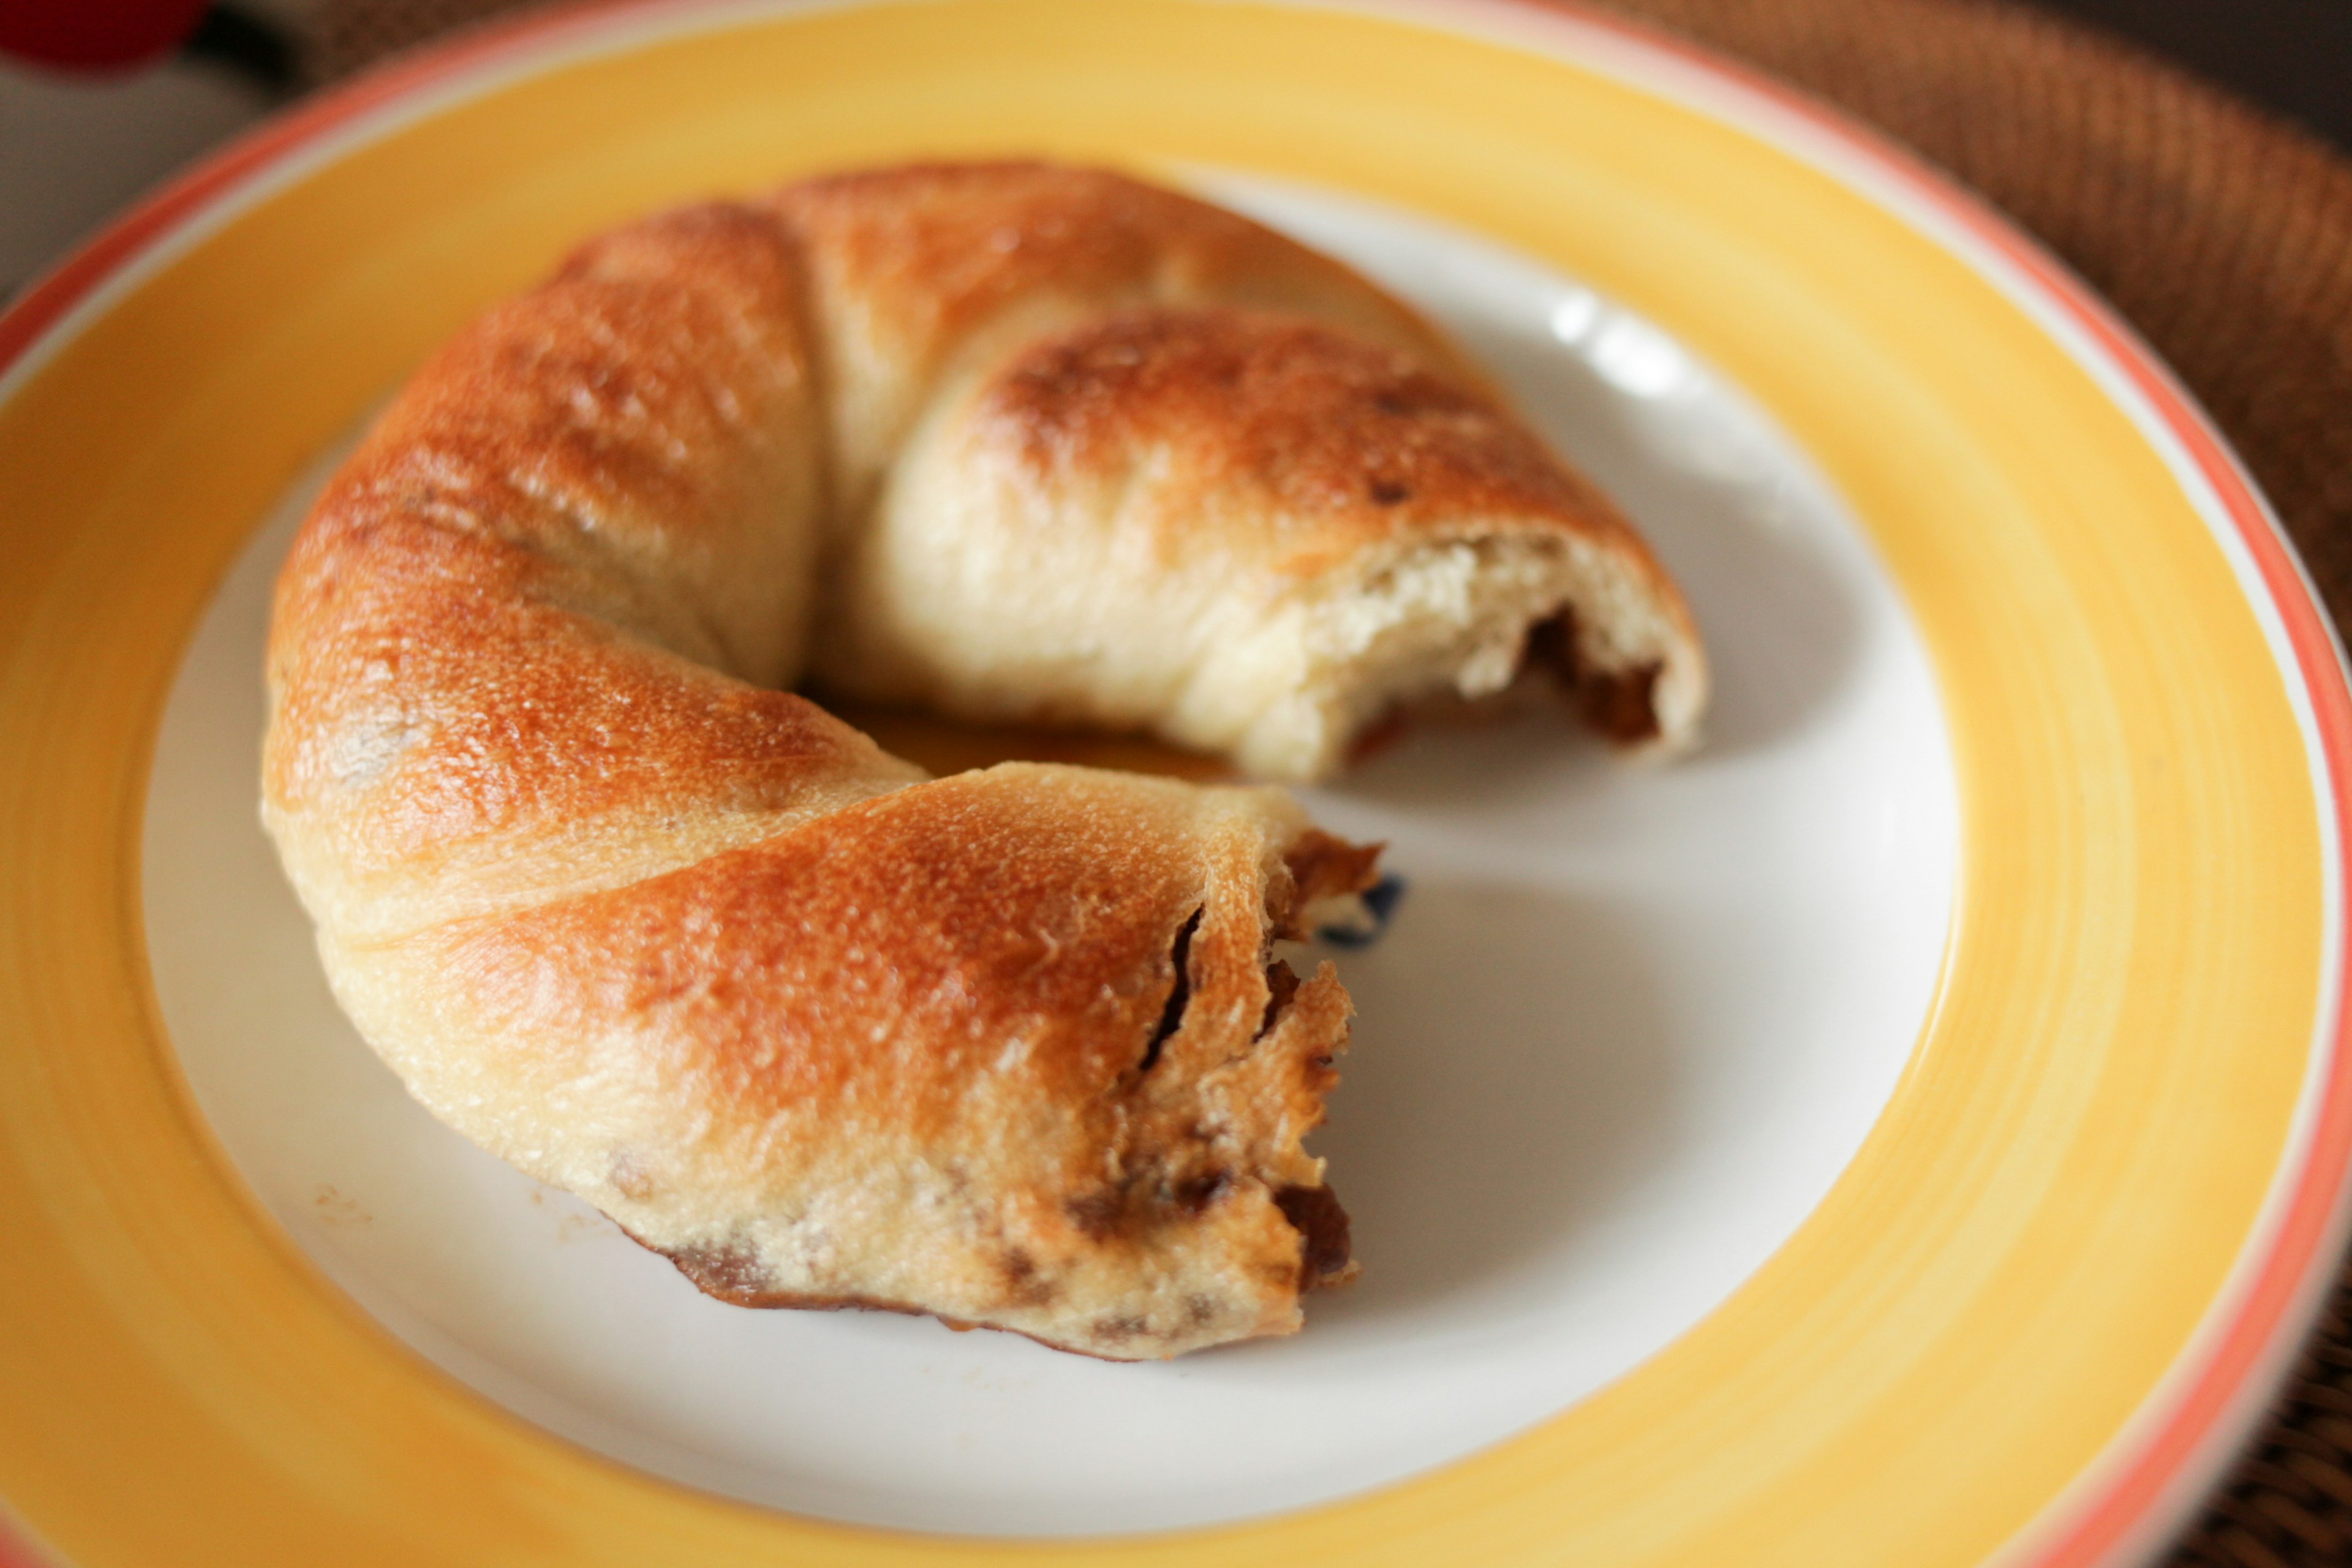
{"left": 1298, "top": 876, "right": 1680, "bottom": 1325}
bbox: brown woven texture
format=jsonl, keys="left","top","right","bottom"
{"left": 305, "top": 0, "right": 2352, "bottom": 1561}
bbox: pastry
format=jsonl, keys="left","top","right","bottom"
{"left": 261, "top": 162, "right": 1704, "bottom": 1359}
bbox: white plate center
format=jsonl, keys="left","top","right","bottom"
{"left": 142, "top": 176, "right": 1956, "bottom": 1537}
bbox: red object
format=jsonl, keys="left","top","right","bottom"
{"left": 0, "top": 0, "right": 211, "bottom": 71}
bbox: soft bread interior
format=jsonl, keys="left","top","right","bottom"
{"left": 1201, "top": 531, "right": 1703, "bottom": 782}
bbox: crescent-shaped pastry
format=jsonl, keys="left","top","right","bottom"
{"left": 262, "top": 162, "right": 1705, "bottom": 1360}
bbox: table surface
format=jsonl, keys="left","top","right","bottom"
{"left": 2035, "top": 0, "right": 2349, "bottom": 152}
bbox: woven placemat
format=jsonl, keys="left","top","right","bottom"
{"left": 306, "top": 1, "right": 2352, "bottom": 1561}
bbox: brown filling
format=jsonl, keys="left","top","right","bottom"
{"left": 1345, "top": 609, "right": 1667, "bottom": 766}
{"left": 1136, "top": 907, "right": 1203, "bottom": 1076}
{"left": 655, "top": 1238, "right": 797, "bottom": 1306}
{"left": 1274, "top": 1183, "right": 1354, "bottom": 1292}
{"left": 1344, "top": 706, "right": 1413, "bottom": 765}
{"left": 647, "top": 1240, "right": 1148, "bottom": 1361}
{"left": 1264, "top": 839, "right": 1366, "bottom": 1295}
{"left": 1259, "top": 958, "right": 1301, "bottom": 1037}
{"left": 1574, "top": 662, "right": 1664, "bottom": 743}
{"left": 1526, "top": 611, "right": 1664, "bottom": 744}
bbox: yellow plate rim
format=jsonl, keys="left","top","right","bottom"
{"left": 2, "top": 2, "right": 2349, "bottom": 1564}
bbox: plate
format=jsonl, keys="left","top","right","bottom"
{"left": 2, "top": 2, "right": 2345, "bottom": 1564}
{"left": 137, "top": 169, "right": 1958, "bottom": 1537}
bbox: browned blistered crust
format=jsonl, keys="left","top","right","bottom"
{"left": 762, "top": 161, "right": 1476, "bottom": 501}
{"left": 978, "top": 306, "right": 1612, "bottom": 550}
{"left": 769, "top": 161, "right": 1442, "bottom": 358}
{"left": 262, "top": 160, "right": 1698, "bottom": 1360}
{"left": 934, "top": 304, "right": 1687, "bottom": 646}
{"left": 338, "top": 766, "right": 1371, "bottom": 1357}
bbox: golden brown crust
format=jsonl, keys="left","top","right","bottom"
{"left": 262, "top": 160, "right": 1700, "bottom": 1360}
{"left": 976, "top": 306, "right": 1607, "bottom": 556}
{"left": 769, "top": 160, "right": 1460, "bottom": 376}
{"left": 337, "top": 766, "right": 1362, "bottom": 1357}
{"left": 318, "top": 203, "right": 827, "bottom": 679}
{"left": 431, "top": 769, "right": 1214, "bottom": 1140}
{"left": 268, "top": 514, "right": 886, "bottom": 892}
{"left": 765, "top": 160, "right": 1471, "bottom": 503}
{"left": 263, "top": 202, "right": 894, "bottom": 936}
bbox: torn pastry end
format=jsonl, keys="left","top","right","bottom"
{"left": 1276, "top": 1182, "right": 1359, "bottom": 1291}
{"left": 603, "top": 812, "right": 1381, "bottom": 1362}
{"left": 1280, "top": 826, "right": 1386, "bottom": 941}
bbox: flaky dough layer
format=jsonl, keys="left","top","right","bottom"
{"left": 262, "top": 162, "right": 1703, "bottom": 1359}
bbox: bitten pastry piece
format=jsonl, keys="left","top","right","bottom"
{"left": 775, "top": 163, "right": 1705, "bottom": 772}
{"left": 827, "top": 303, "right": 1703, "bottom": 778}
{"left": 263, "top": 161, "right": 1703, "bottom": 1360}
